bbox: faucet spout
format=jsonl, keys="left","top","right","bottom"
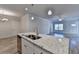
{"left": 35, "top": 26, "right": 39, "bottom": 36}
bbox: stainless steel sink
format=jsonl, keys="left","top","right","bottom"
{"left": 24, "top": 34, "right": 42, "bottom": 40}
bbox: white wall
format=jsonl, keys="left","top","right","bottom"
{"left": 20, "top": 14, "right": 30, "bottom": 33}
{"left": 29, "top": 16, "right": 51, "bottom": 34}
{"left": 20, "top": 14, "right": 51, "bottom": 34}
{"left": 0, "top": 13, "right": 50, "bottom": 38}
{"left": 0, "top": 16, "right": 20, "bottom": 38}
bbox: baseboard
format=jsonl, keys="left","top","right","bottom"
{"left": 0, "top": 35, "right": 17, "bottom": 39}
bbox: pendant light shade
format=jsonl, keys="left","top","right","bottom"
{"left": 59, "top": 18, "right": 62, "bottom": 21}
{"left": 48, "top": 10, "right": 52, "bottom": 16}
{"left": 25, "top": 8, "right": 28, "bottom": 11}
{"left": 31, "top": 16, "right": 34, "bottom": 20}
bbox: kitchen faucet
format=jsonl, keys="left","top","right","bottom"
{"left": 35, "top": 26, "right": 39, "bottom": 36}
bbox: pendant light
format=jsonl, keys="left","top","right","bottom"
{"left": 59, "top": 18, "right": 62, "bottom": 21}
{"left": 58, "top": 16, "right": 63, "bottom": 21}
{"left": 48, "top": 10, "right": 52, "bottom": 16}
{"left": 25, "top": 8, "right": 28, "bottom": 11}
{"left": 31, "top": 16, "right": 34, "bottom": 20}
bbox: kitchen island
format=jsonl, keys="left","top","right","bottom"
{"left": 17, "top": 32, "right": 69, "bottom": 54}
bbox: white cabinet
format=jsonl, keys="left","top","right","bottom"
{"left": 22, "top": 38, "right": 34, "bottom": 54}
{"left": 22, "top": 44, "right": 33, "bottom": 54}
{"left": 22, "top": 38, "right": 51, "bottom": 54}
{"left": 33, "top": 48, "right": 50, "bottom": 54}
{"left": 33, "top": 44, "right": 50, "bottom": 54}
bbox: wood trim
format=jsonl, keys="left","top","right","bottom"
{"left": 17, "top": 35, "right": 22, "bottom": 54}
{"left": 0, "top": 36, "right": 16, "bottom": 39}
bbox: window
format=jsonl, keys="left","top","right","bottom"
{"left": 55, "top": 24, "right": 63, "bottom": 30}
{"left": 59, "top": 24, "right": 63, "bottom": 30}
{"left": 55, "top": 24, "right": 59, "bottom": 30}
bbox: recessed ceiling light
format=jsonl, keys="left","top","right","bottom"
{"left": 71, "top": 24, "right": 76, "bottom": 27}
{"left": 59, "top": 18, "right": 62, "bottom": 21}
{"left": 31, "top": 17, "right": 34, "bottom": 20}
{"left": 48, "top": 10, "right": 52, "bottom": 16}
{"left": 25, "top": 8, "right": 28, "bottom": 11}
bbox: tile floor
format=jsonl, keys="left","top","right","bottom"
{"left": 0, "top": 36, "right": 17, "bottom": 54}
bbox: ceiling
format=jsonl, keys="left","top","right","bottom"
{"left": 0, "top": 4, "right": 79, "bottom": 18}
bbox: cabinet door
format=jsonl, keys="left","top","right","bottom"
{"left": 22, "top": 38, "right": 34, "bottom": 54}
{"left": 33, "top": 45, "right": 50, "bottom": 54}
{"left": 22, "top": 38, "right": 51, "bottom": 54}
{"left": 22, "top": 44, "right": 33, "bottom": 54}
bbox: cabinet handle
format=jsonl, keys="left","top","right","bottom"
{"left": 33, "top": 53, "right": 35, "bottom": 54}
{"left": 24, "top": 45, "right": 27, "bottom": 48}
{"left": 40, "top": 52, "right": 43, "bottom": 54}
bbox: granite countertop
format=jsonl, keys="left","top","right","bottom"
{"left": 18, "top": 32, "right": 69, "bottom": 54}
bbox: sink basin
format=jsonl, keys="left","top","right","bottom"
{"left": 25, "top": 34, "right": 42, "bottom": 40}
